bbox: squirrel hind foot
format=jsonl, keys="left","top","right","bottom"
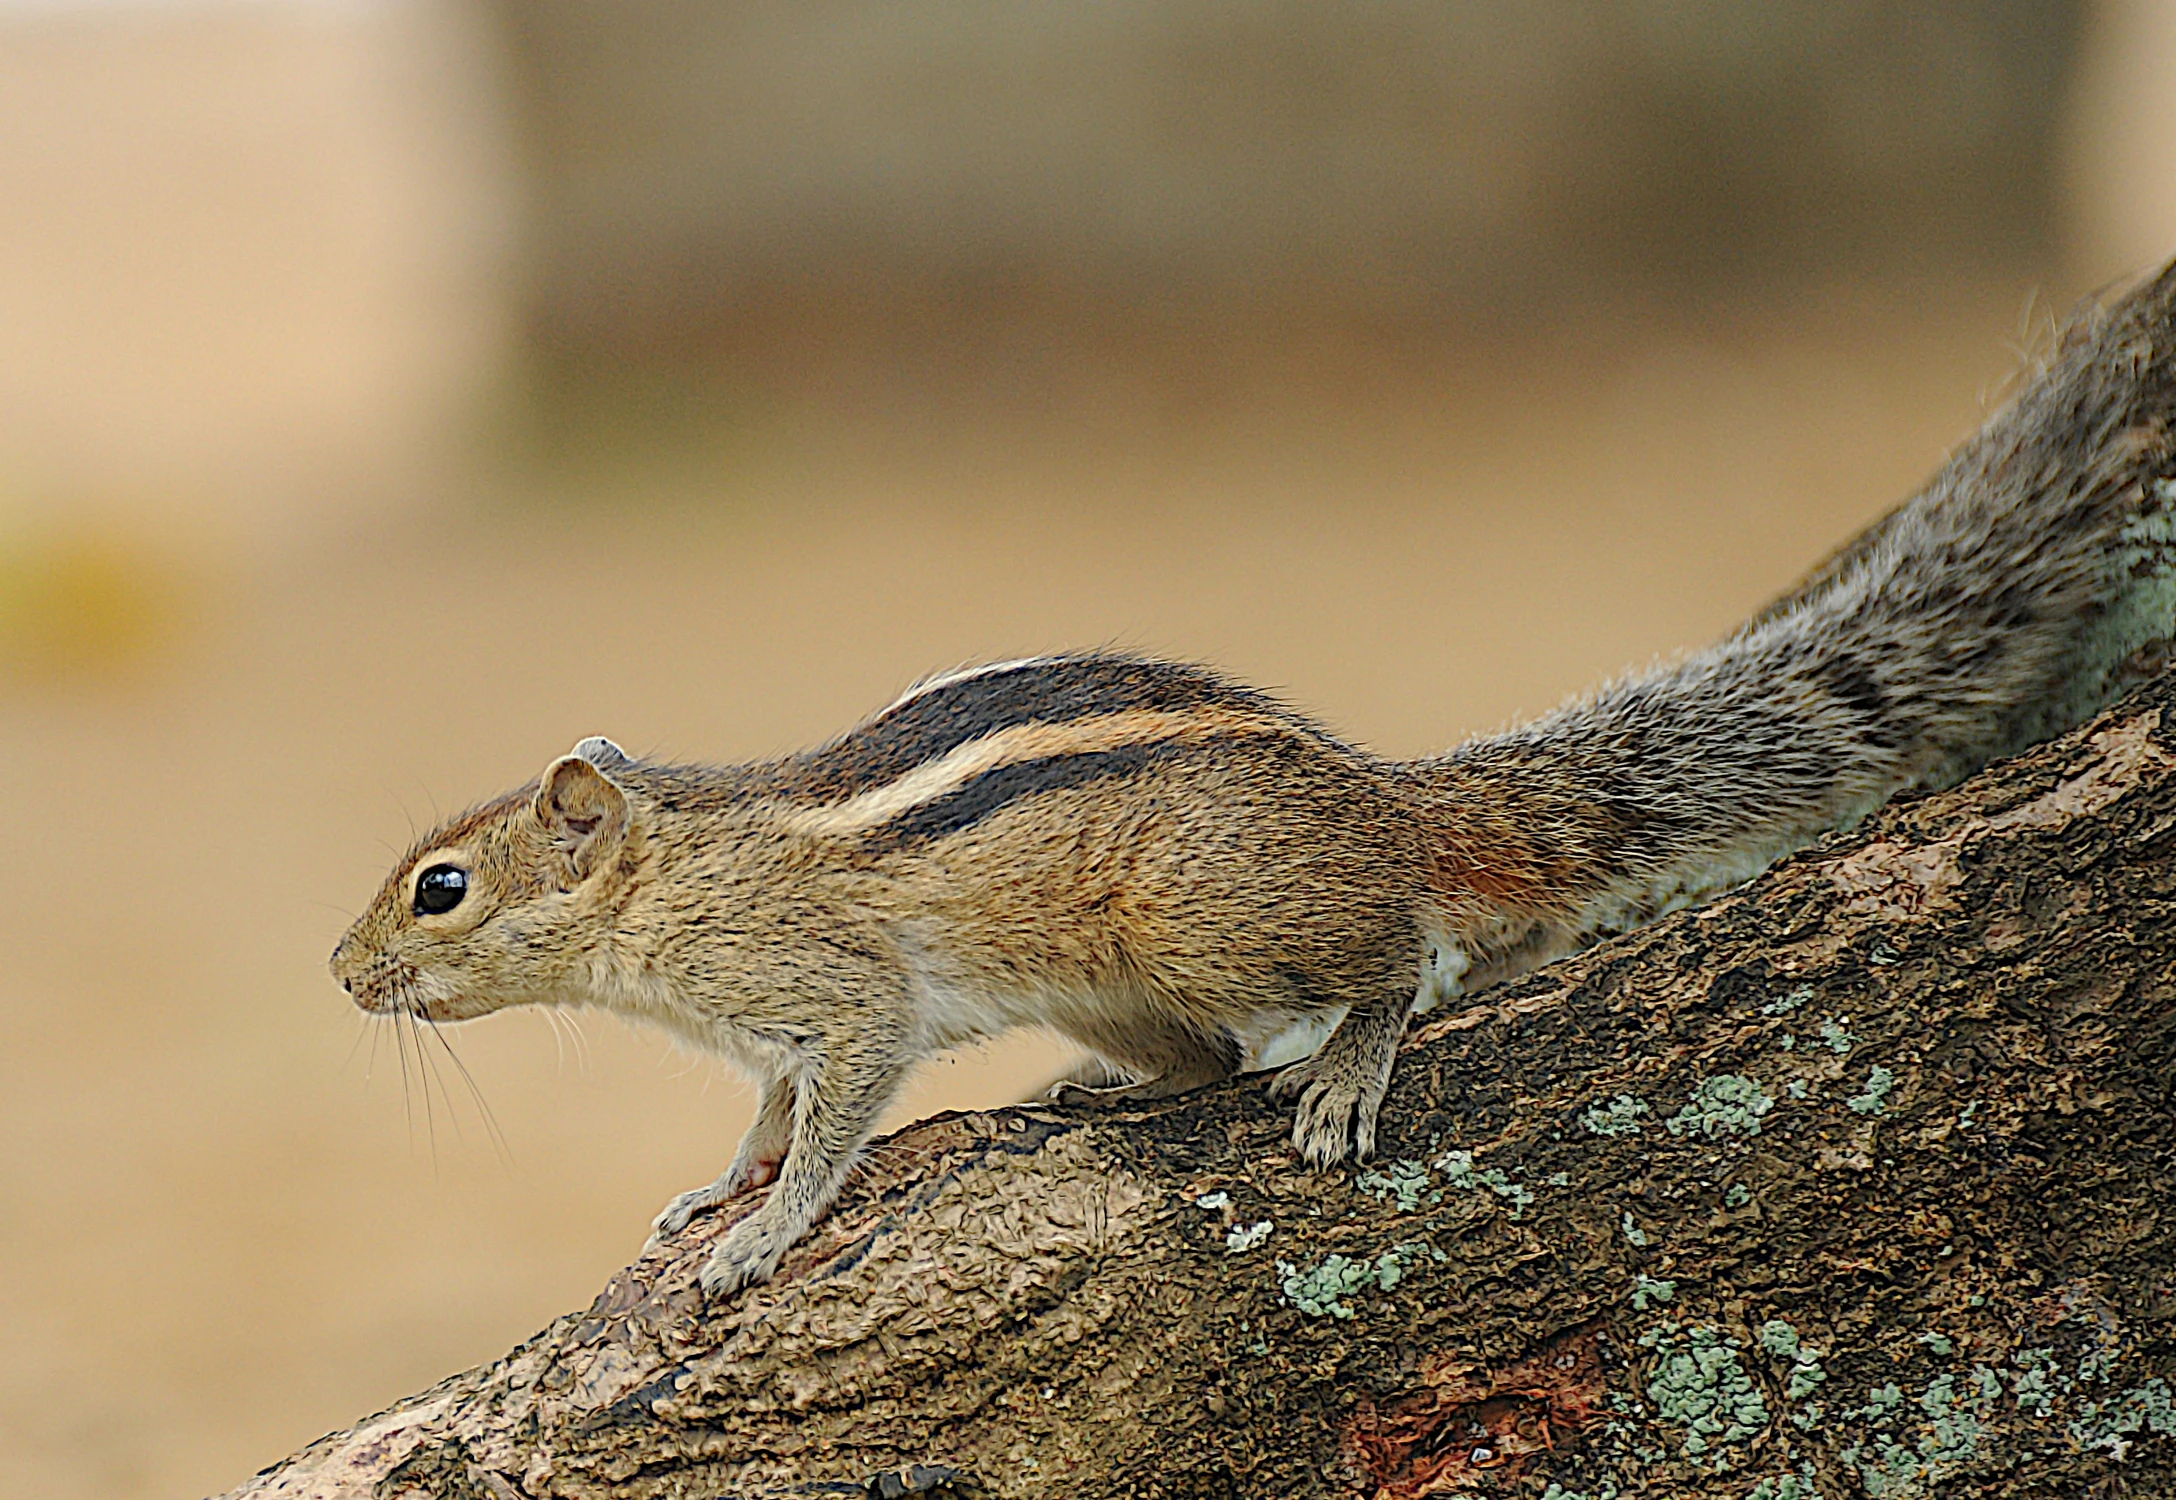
{"left": 1042, "top": 1020, "right": 1246, "bottom": 1107}
{"left": 1270, "top": 1059, "right": 1384, "bottom": 1165}
{"left": 1035, "top": 1054, "right": 1133, "bottom": 1101}
{"left": 1269, "top": 994, "right": 1412, "bottom": 1164}
{"left": 1046, "top": 1072, "right": 1212, "bottom": 1107}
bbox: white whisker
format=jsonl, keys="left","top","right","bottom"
{"left": 542, "top": 1009, "right": 570, "bottom": 1072}
{"left": 561, "top": 1010, "right": 593, "bottom": 1073}
{"left": 391, "top": 1003, "right": 418, "bottom": 1152}
{"left": 423, "top": 1013, "right": 514, "bottom": 1168}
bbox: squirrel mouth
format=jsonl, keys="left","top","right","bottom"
{"left": 341, "top": 961, "right": 429, "bottom": 1019}
{"left": 348, "top": 983, "right": 405, "bottom": 1018}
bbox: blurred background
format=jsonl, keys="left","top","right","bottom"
{"left": 0, "top": 1, "right": 2170, "bottom": 1493}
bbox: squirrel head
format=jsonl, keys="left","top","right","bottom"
{"left": 329, "top": 737, "right": 642, "bottom": 1022}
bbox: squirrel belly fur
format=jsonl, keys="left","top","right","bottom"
{"left": 332, "top": 265, "right": 2176, "bottom": 1296}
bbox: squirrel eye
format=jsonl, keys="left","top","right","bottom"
{"left": 413, "top": 864, "right": 468, "bottom": 916}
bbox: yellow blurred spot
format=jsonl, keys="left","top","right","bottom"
{"left": 0, "top": 524, "right": 184, "bottom": 679}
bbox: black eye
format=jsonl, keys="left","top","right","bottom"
{"left": 413, "top": 864, "right": 468, "bottom": 916}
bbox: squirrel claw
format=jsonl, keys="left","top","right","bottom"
{"left": 1046, "top": 1078, "right": 1155, "bottom": 1106}
{"left": 1270, "top": 1056, "right": 1382, "bottom": 1166}
{"left": 698, "top": 1215, "right": 792, "bottom": 1296}
{"left": 649, "top": 1157, "right": 783, "bottom": 1244}
{"left": 650, "top": 1185, "right": 724, "bottom": 1242}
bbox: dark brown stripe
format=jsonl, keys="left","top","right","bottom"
{"left": 1812, "top": 651, "right": 1904, "bottom": 749}
{"left": 861, "top": 739, "right": 1187, "bottom": 850}
{"left": 785, "top": 654, "right": 1286, "bottom": 802}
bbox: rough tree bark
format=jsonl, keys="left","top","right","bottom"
{"left": 225, "top": 280, "right": 2176, "bottom": 1500}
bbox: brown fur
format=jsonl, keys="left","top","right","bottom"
{"left": 332, "top": 263, "right": 2176, "bottom": 1296}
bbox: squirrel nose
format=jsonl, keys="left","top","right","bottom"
{"left": 339, "top": 976, "right": 352, "bottom": 994}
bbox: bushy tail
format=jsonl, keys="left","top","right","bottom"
{"left": 1436, "top": 260, "right": 2176, "bottom": 957}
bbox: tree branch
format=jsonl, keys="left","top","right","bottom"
{"left": 226, "top": 278, "right": 2176, "bottom": 1500}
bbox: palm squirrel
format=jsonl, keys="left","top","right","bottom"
{"left": 332, "top": 265, "right": 2176, "bottom": 1297}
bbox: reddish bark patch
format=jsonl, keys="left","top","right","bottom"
{"left": 1343, "top": 1324, "right": 1609, "bottom": 1498}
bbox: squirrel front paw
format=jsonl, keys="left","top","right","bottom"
{"left": 698, "top": 1212, "right": 796, "bottom": 1296}
{"left": 1269, "top": 1053, "right": 1386, "bottom": 1166}
{"left": 648, "top": 1155, "right": 782, "bottom": 1243}
{"left": 650, "top": 1184, "right": 727, "bottom": 1242}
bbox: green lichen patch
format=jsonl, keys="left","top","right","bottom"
{"left": 1353, "top": 1158, "right": 1437, "bottom": 1213}
{"left": 1843, "top": 1382, "right": 1906, "bottom": 1422}
{"left": 1837, "top": 1366, "right": 2002, "bottom": 1497}
{"left": 2011, "top": 1347, "right": 2061, "bottom": 1418}
{"left": 1632, "top": 1273, "right": 1677, "bottom": 1311}
{"left": 1758, "top": 1320, "right": 1803, "bottom": 1359}
{"left": 1621, "top": 1210, "right": 1650, "bottom": 1247}
{"left": 1640, "top": 1323, "right": 1770, "bottom": 1461}
{"left": 1755, "top": 1319, "right": 1829, "bottom": 1412}
{"left": 1818, "top": 1360, "right": 2007, "bottom": 1498}
{"left": 1433, "top": 1148, "right": 1535, "bottom": 1217}
{"left": 1846, "top": 1065, "right": 1897, "bottom": 1115}
{"left": 1191, "top": 1190, "right": 1230, "bottom": 1210}
{"left": 1745, "top": 1465, "right": 1824, "bottom": 1500}
{"left": 1224, "top": 1220, "right": 1272, "bottom": 1254}
{"left": 1854, "top": 1439, "right": 1934, "bottom": 1498}
{"left": 1725, "top": 1183, "right": 1752, "bottom": 1207}
{"left": 1666, "top": 1075, "right": 1776, "bottom": 1139}
{"left": 1914, "top": 1371, "right": 1994, "bottom": 1466}
{"left": 1761, "top": 984, "right": 1817, "bottom": 1016}
{"left": 1275, "top": 1242, "right": 1427, "bottom": 1319}
{"left": 1818, "top": 1017, "right": 1857, "bottom": 1054}
{"left": 1581, "top": 1093, "right": 1651, "bottom": 1137}
{"left": 2069, "top": 1378, "right": 2176, "bottom": 1459}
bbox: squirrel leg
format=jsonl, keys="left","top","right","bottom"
{"left": 1270, "top": 983, "right": 1417, "bottom": 1165}
{"left": 1045, "top": 1014, "right": 1243, "bottom": 1105}
{"left": 1037, "top": 1054, "right": 1131, "bottom": 1098}
{"left": 649, "top": 1071, "right": 797, "bottom": 1242}
{"left": 699, "top": 1032, "right": 911, "bottom": 1297}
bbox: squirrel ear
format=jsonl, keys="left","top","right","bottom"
{"left": 533, "top": 752, "right": 630, "bottom": 877}
{"left": 570, "top": 735, "right": 629, "bottom": 767}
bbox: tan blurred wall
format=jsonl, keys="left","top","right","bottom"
{"left": 0, "top": 0, "right": 515, "bottom": 540}
{"left": 2065, "top": 0, "right": 2176, "bottom": 289}
{"left": 6, "top": 0, "right": 2173, "bottom": 547}
{"left": 491, "top": 0, "right": 2083, "bottom": 366}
